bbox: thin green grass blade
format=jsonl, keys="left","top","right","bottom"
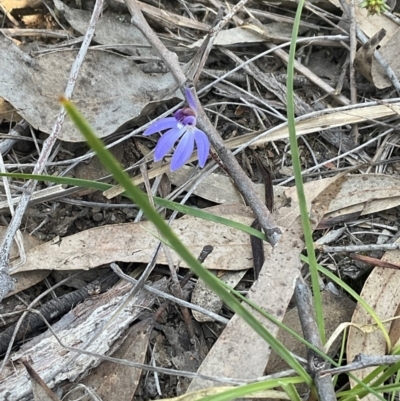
{"left": 0, "top": 172, "right": 265, "bottom": 240}
{"left": 198, "top": 377, "right": 305, "bottom": 401}
{"left": 60, "top": 97, "right": 311, "bottom": 384}
{"left": 286, "top": 0, "right": 324, "bottom": 341}
{"left": 280, "top": 381, "right": 302, "bottom": 401}
{"left": 311, "top": 257, "right": 390, "bottom": 348}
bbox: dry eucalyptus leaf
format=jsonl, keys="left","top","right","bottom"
{"left": 330, "top": 0, "right": 399, "bottom": 89}
{"left": 354, "top": 29, "right": 387, "bottom": 84}
{"left": 191, "top": 270, "right": 247, "bottom": 322}
{"left": 0, "top": 34, "right": 181, "bottom": 142}
{"left": 347, "top": 240, "right": 400, "bottom": 393}
{"left": 371, "top": 28, "right": 400, "bottom": 89}
{"left": 0, "top": 226, "right": 48, "bottom": 297}
{"left": 0, "top": 98, "right": 22, "bottom": 123}
{"left": 12, "top": 213, "right": 271, "bottom": 273}
{"left": 389, "top": 305, "right": 400, "bottom": 350}
{"left": 22, "top": 360, "right": 61, "bottom": 401}
{"left": 168, "top": 166, "right": 289, "bottom": 207}
{"left": 74, "top": 319, "right": 152, "bottom": 401}
{"left": 286, "top": 174, "right": 400, "bottom": 222}
{"left": 309, "top": 172, "right": 348, "bottom": 228}
{"left": 187, "top": 228, "right": 304, "bottom": 391}
{"left": 267, "top": 290, "right": 355, "bottom": 374}
{"left": 54, "top": 0, "right": 156, "bottom": 58}
{"left": 248, "top": 102, "right": 400, "bottom": 148}
{"left": 190, "top": 27, "right": 266, "bottom": 48}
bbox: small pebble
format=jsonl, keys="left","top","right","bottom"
{"left": 92, "top": 212, "right": 103, "bottom": 222}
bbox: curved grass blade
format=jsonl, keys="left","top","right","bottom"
{"left": 60, "top": 97, "right": 312, "bottom": 384}
{"left": 286, "top": 0, "right": 324, "bottom": 342}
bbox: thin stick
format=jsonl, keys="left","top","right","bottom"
{"left": 317, "top": 242, "right": 400, "bottom": 253}
{"left": 295, "top": 277, "right": 336, "bottom": 401}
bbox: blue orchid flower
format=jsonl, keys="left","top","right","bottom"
{"left": 143, "top": 88, "right": 210, "bottom": 171}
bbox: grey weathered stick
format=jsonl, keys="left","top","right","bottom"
{"left": 125, "top": 0, "right": 282, "bottom": 245}
{"left": 322, "top": 353, "right": 400, "bottom": 377}
{"left": 295, "top": 277, "right": 336, "bottom": 401}
{"left": 0, "top": 0, "right": 105, "bottom": 301}
{"left": 317, "top": 242, "right": 400, "bottom": 253}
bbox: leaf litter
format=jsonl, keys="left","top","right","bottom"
{"left": 0, "top": 0, "right": 400, "bottom": 399}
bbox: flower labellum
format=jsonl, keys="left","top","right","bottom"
{"left": 143, "top": 88, "right": 210, "bottom": 171}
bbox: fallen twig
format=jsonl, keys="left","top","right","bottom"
{"left": 295, "top": 277, "right": 336, "bottom": 401}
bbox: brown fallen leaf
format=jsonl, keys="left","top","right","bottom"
{"left": 54, "top": 0, "right": 156, "bottom": 59}
{"left": 77, "top": 319, "right": 153, "bottom": 401}
{"left": 187, "top": 228, "right": 304, "bottom": 391}
{"left": 329, "top": 0, "right": 399, "bottom": 89}
{"left": 191, "top": 270, "right": 247, "bottom": 323}
{"left": 347, "top": 240, "right": 400, "bottom": 394}
{"left": 267, "top": 290, "right": 355, "bottom": 374}
{"left": 187, "top": 169, "right": 348, "bottom": 392}
{"left": 286, "top": 174, "right": 400, "bottom": 222}
{"left": 0, "top": 226, "right": 48, "bottom": 297}
{"left": 22, "top": 360, "right": 61, "bottom": 401}
{"left": 0, "top": 34, "right": 181, "bottom": 142}
{"left": 12, "top": 211, "right": 271, "bottom": 273}
{"left": 370, "top": 28, "right": 400, "bottom": 89}
{"left": 0, "top": 98, "right": 22, "bottom": 123}
{"left": 354, "top": 29, "right": 387, "bottom": 84}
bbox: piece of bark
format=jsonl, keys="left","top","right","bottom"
{"left": 0, "top": 279, "right": 168, "bottom": 400}
{"left": 0, "top": 270, "right": 120, "bottom": 355}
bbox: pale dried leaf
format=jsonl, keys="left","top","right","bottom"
{"left": 54, "top": 0, "right": 155, "bottom": 58}
{"left": 286, "top": 174, "right": 400, "bottom": 220}
{"left": 347, "top": 240, "right": 400, "bottom": 393}
{"left": 74, "top": 319, "right": 152, "bottom": 401}
{"left": 190, "top": 27, "right": 267, "bottom": 48}
{"left": 167, "top": 166, "right": 288, "bottom": 208}
{"left": 371, "top": 28, "right": 400, "bottom": 89}
{"left": 0, "top": 35, "right": 181, "bottom": 142}
{"left": 187, "top": 228, "right": 304, "bottom": 391}
{"left": 191, "top": 270, "right": 247, "bottom": 322}
{"left": 0, "top": 98, "right": 22, "bottom": 123}
{"left": 329, "top": 0, "right": 399, "bottom": 88}
{"left": 12, "top": 213, "right": 271, "bottom": 273}
{"left": 250, "top": 102, "right": 400, "bottom": 148}
{"left": 0, "top": 226, "right": 48, "bottom": 296}
{"left": 267, "top": 290, "right": 355, "bottom": 374}
{"left": 389, "top": 305, "right": 400, "bottom": 349}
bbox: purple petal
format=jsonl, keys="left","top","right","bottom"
{"left": 154, "top": 127, "right": 185, "bottom": 162}
{"left": 185, "top": 88, "right": 198, "bottom": 116}
{"left": 143, "top": 117, "right": 177, "bottom": 136}
{"left": 174, "top": 109, "right": 185, "bottom": 122}
{"left": 170, "top": 131, "right": 194, "bottom": 171}
{"left": 194, "top": 128, "right": 210, "bottom": 168}
{"left": 182, "top": 115, "right": 196, "bottom": 126}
